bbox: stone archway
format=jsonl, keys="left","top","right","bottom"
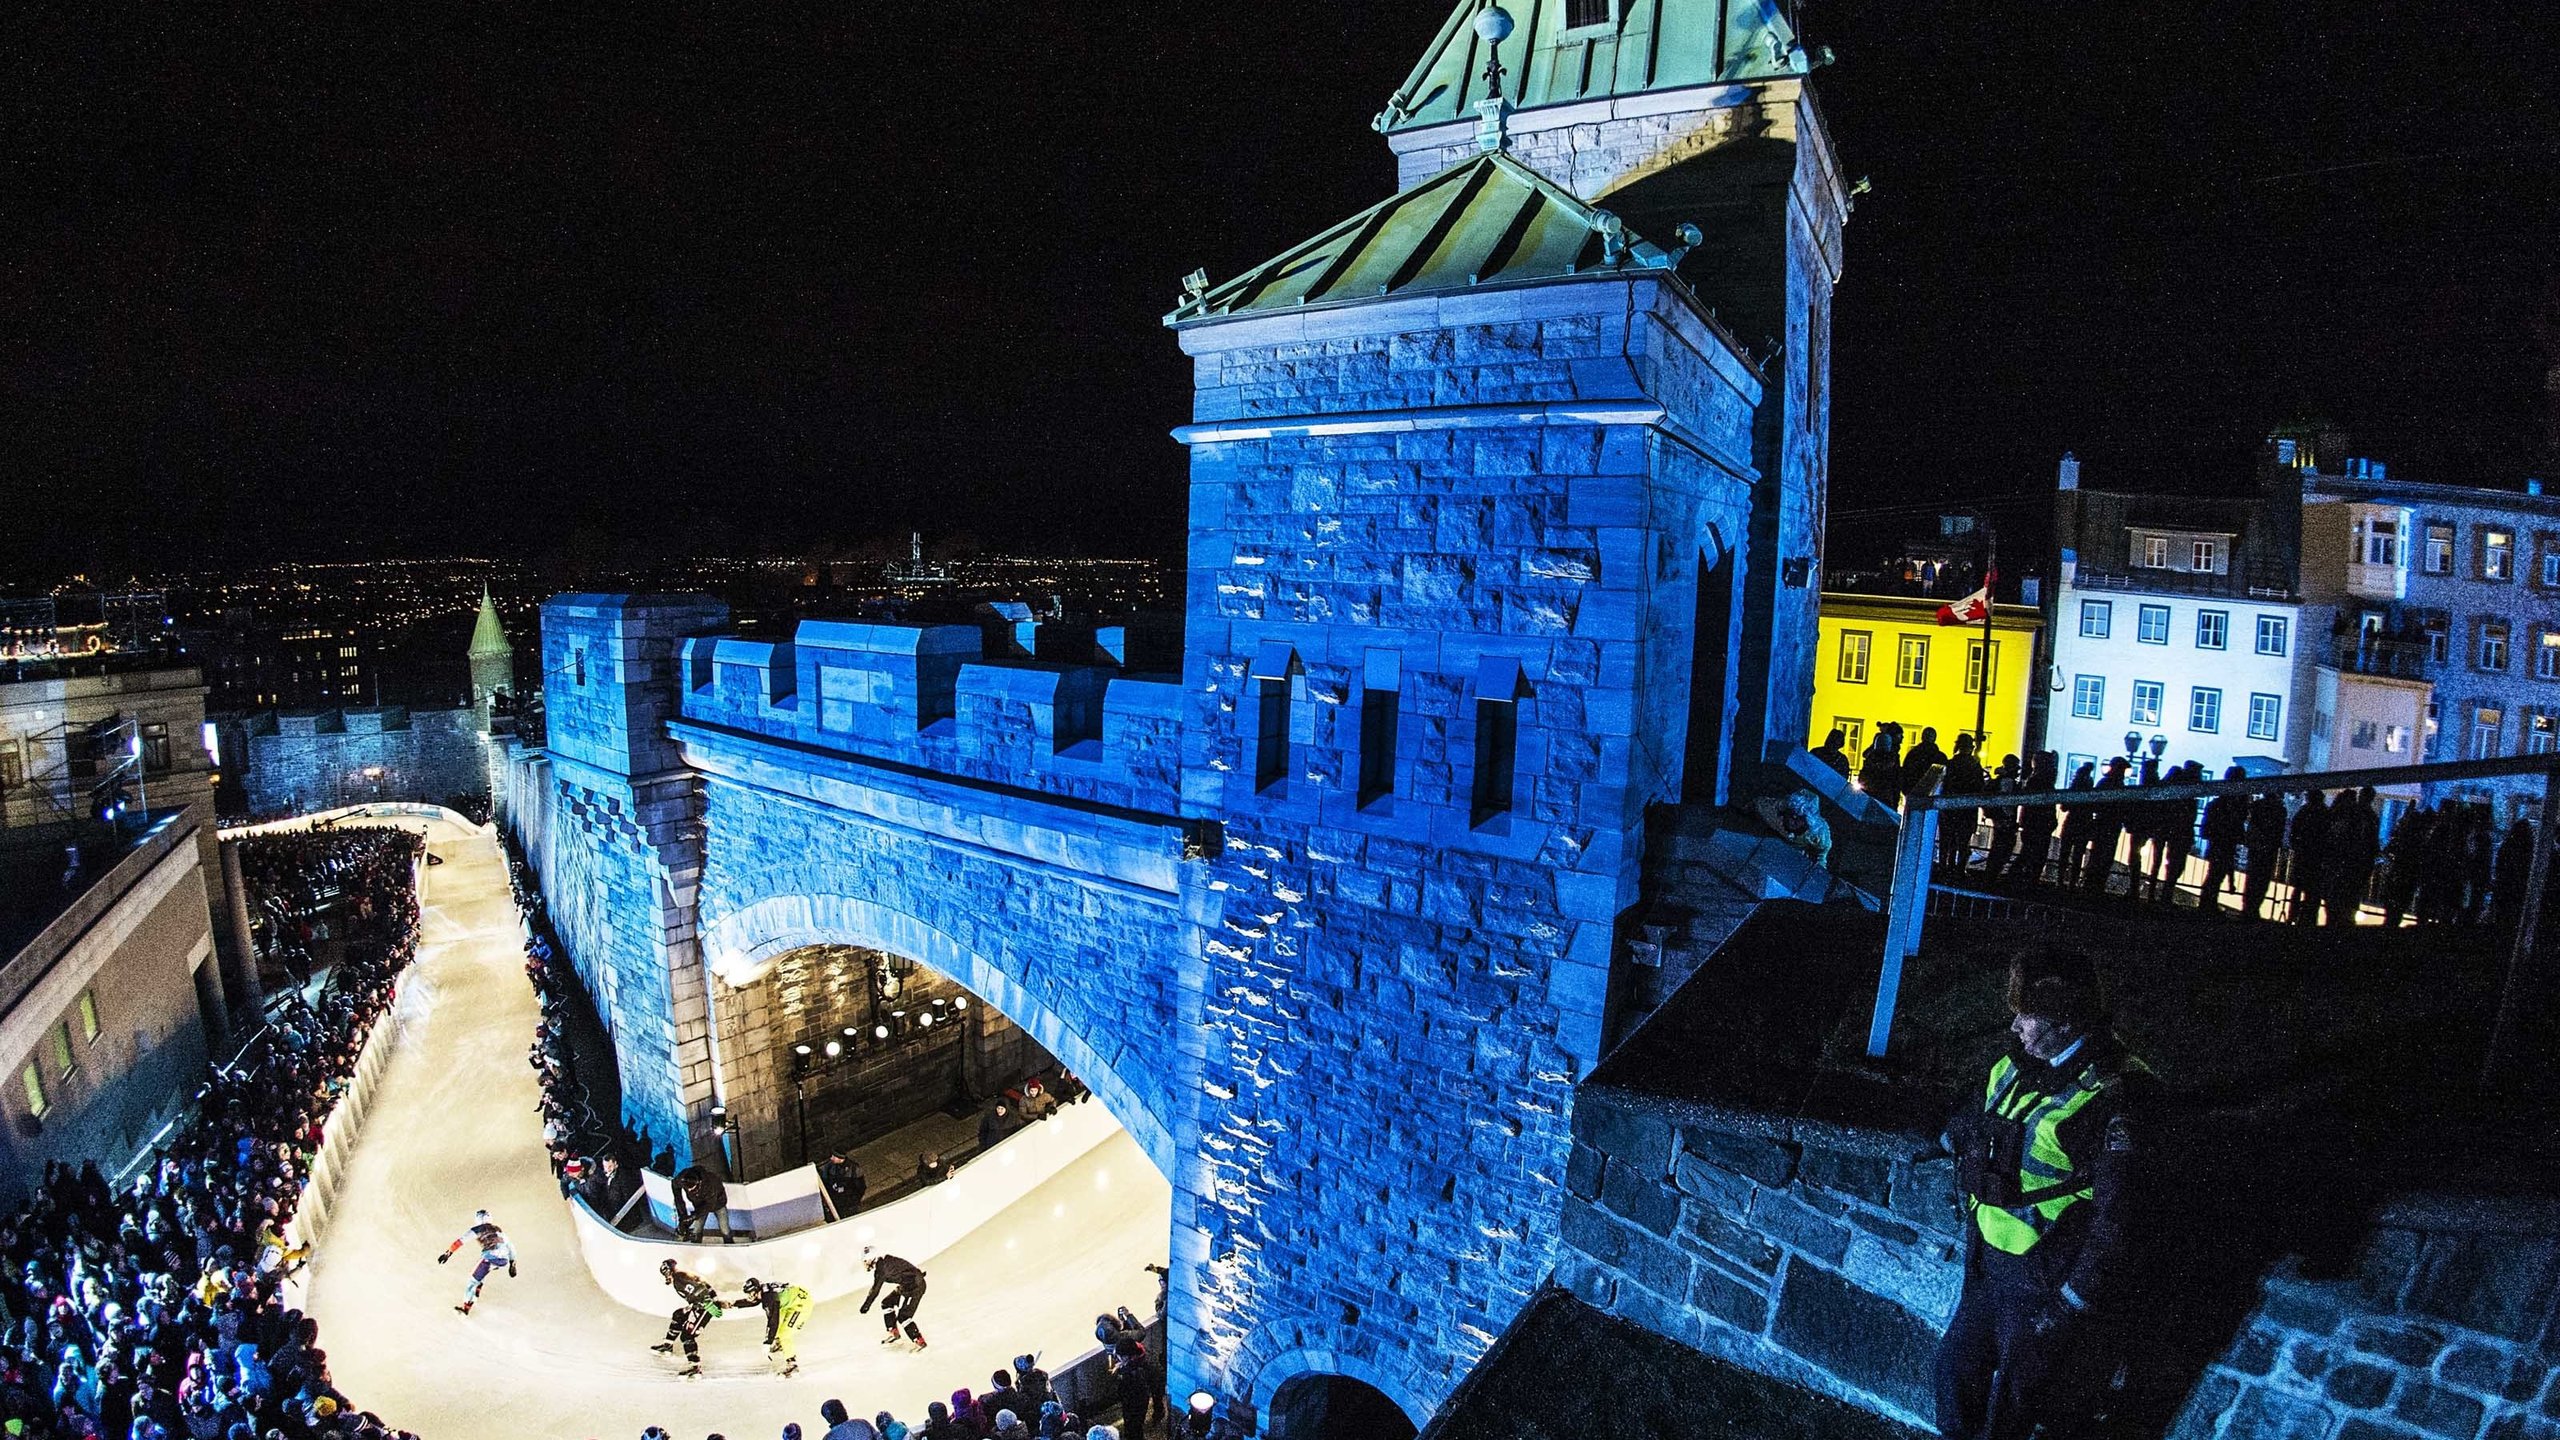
{"left": 697, "top": 892, "right": 1175, "bottom": 1179}
{"left": 1246, "top": 1346, "right": 1432, "bottom": 1439}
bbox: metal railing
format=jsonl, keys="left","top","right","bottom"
{"left": 1868, "top": 752, "right": 2560, "bottom": 1088}
{"left": 2071, "top": 565, "right": 2298, "bottom": 602}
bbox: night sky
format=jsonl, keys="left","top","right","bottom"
{"left": 7, "top": 3, "right": 2557, "bottom": 582}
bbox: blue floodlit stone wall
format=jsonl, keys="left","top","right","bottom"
{"left": 1169, "top": 277, "right": 1764, "bottom": 1422}
{"left": 234, "top": 706, "right": 487, "bottom": 816}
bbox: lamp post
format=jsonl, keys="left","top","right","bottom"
{"left": 790, "top": 1044, "right": 814, "bottom": 1166}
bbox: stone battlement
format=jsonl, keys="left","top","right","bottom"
{"left": 675, "top": 621, "right": 1185, "bottom": 814}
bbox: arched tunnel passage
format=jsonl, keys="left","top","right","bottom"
{"left": 707, "top": 940, "right": 1087, "bottom": 1190}
{"left": 1265, "top": 1373, "right": 1423, "bottom": 1440}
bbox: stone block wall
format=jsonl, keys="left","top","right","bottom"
{"left": 1555, "top": 1085, "right": 1958, "bottom": 1427}
{"left": 236, "top": 706, "right": 489, "bottom": 816}
{"left": 2171, "top": 1206, "right": 2560, "bottom": 1440}
{"left": 1556, "top": 1085, "right": 2560, "bottom": 1440}
{"left": 1170, "top": 275, "right": 1765, "bottom": 1423}
{"left": 675, "top": 624, "right": 1183, "bottom": 813}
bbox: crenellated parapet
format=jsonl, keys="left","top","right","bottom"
{"left": 674, "top": 620, "right": 1184, "bottom": 813}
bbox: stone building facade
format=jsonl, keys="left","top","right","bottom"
{"left": 491, "top": 1, "right": 1847, "bottom": 1429}
{"left": 227, "top": 705, "right": 488, "bottom": 818}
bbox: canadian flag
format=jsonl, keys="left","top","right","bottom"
{"left": 1936, "top": 572, "right": 1997, "bottom": 626}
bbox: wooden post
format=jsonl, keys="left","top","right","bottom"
{"left": 1869, "top": 765, "right": 1944, "bottom": 1060}
{"left": 2484, "top": 764, "right": 2560, "bottom": 1087}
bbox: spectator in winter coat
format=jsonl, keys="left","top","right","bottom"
{"left": 1810, "top": 728, "right": 1853, "bottom": 777}
{"left": 2198, "top": 768, "right": 2249, "bottom": 913}
{"left": 2243, "top": 791, "right": 2290, "bottom": 919}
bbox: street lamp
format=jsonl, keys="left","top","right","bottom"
{"left": 2123, "top": 731, "right": 2143, "bottom": 758}
{"left": 2147, "top": 734, "right": 2168, "bottom": 760}
{"left": 790, "top": 1045, "right": 814, "bottom": 1165}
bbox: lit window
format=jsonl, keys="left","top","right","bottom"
{"left": 2255, "top": 615, "right": 2289, "bottom": 657}
{"left": 2196, "top": 611, "right": 2228, "bottom": 650}
{"left": 2072, "top": 675, "right": 2104, "bottom": 719}
{"left": 2193, "top": 539, "right": 2220, "bottom": 572}
{"left": 78, "top": 991, "right": 98, "bottom": 1042}
{"left": 49, "top": 1022, "right": 74, "bottom": 1079}
{"left": 2544, "top": 553, "right": 2560, "bottom": 588}
{"left": 2484, "top": 530, "right": 2513, "bottom": 580}
{"left": 2079, "top": 600, "right": 2112, "bottom": 639}
{"left": 2471, "top": 706, "right": 2505, "bottom": 760}
{"left": 20, "top": 1063, "right": 43, "bottom": 1119}
{"left": 1966, "top": 640, "right": 1998, "bottom": 695}
{"left": 2249, "top": 694, "right": 2283, "bottom": 742}
{"left": 1833, "top": 718, "right": 1865, "bottom": 753}
{"left": 1896, "top": 636, "right": 1929, "bottom": 688}
{"left": 1837, "top": 631, "right": 1871, "bottom": 684}
{"left": 2189, "top": 687, "right": 2222, "bottom": 733}
{"left": 2541, "top": 632, "right": 2560, "bottom": 681}
{"left": 2137, "top": 604, "right": 2170, "bottom": 645}
{"left": 2363, "top": 518, "right": 2401, "bottom": 567}
{"left": 2482, "top": 623, "right": 2510, "bottom": 672}
{"left": 2425, "top": 525, "right": 2454, "bottom": 574}
{"left": 2384, "top": 724, "right": 2409, "bottom": 754}
{"left": 2141, "top": 536, "right": 2170, "bottom": 568}
{"left": 2532, "top": 713, "right": 2557, "bottom": 756}
{"left": 2130, "top": 681, "right": 2163, "bottom": 726}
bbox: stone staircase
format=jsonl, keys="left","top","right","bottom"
{"left": 1621, "top": 748, "right": 1904, "bottom": 1028}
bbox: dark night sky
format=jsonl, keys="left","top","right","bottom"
{"left": 7, "top": 3, "right": 2557, "bottom": 582}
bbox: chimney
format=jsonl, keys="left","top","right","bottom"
{"left": 2057, "top": 452, "right": 2080, "bottom": 491}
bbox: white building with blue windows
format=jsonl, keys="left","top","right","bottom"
{"left": 2042, "top": 454, "right": 2307, "bottom": 780}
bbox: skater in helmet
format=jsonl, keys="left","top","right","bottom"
{"left": 435, "top": 1211, "right": 515, "bottom": 1314}
{"left": 651, "top": 1257, "right": 724, "bottom": 1376}
{"left": 735, "top": 1276, "right": 813, "bottom": 1377}
{"left": 858, "top": 1247, "right": 929, "bottom": 1348}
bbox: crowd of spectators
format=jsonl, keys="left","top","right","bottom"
{"left": 1810, "top": 723, "right": 2546, "bottom": 928}
{"left": 0, "top": 824, "right": 426, "bottom": 1440}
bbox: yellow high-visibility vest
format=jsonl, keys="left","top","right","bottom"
{"left": 1970, "top": 1053, "right": 2115, "bottom": 1255}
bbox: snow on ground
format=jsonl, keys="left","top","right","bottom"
{"left": 301, "top": 815, "right": 1172, "bottom": 1440}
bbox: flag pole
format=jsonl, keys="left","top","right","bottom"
{"left": 1975, "top": 529, "right": 1996, "bottom": 750}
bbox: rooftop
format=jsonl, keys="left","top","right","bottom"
{"left": 0, "top": 809, "right": 192, "bottom": 995}
{"left": 1166, "top": 149, "right": 1700, "bottom": 326}
{"left": 1377, "top": 0, "right": 1812, "bottom": 136}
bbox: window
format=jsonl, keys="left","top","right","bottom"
{"left": 2363, "top": 517, "right": 2402, "bottom": 567}
{"left": 1564, "top": 0, "right": 1615, "bottom": 27}
{"left": 2532, "top": 713, "right": 2558, "bottom": 755}
{"left": 2351, "top": 719, "right": 2379, "bottom": 750}
{"left": 2426, "top": 624, "right": 2450, "bottom": 665}
{"left": 2129, "top": 681, "right": 2164, "bottom": 727}
{"left": 2471, "top": 706, "right": 2505, "bottom": 760}
{"left": 1965, "top": 640, "right": 1999, "bottom": 695}
{"left": 2384, "top": 724, "right": 2409, "bottom": 754}
{"left": 1837, "top": 630, "right": 1872, "bottom": 684}
{"left": 2072, "top": 675, "right": 2105, "bottom": 719}
{"left": 1357, "top": 652, "right": 1399, "bottom": 810}
{"left": 2188, "top": 687, "right": 2222, "bottom": 733}
{"left": 77, "top": 991, "right": 98, "bottom": 1043}
{"left": 20, "top": 1063, "right": 43, "bottom": 1119}
{"left": 2481, "top": 622, "right": 2510, "bottom": 672}
{"left": 140, "top": 723, "right": 170, "bottom": 775}
{"left": 2544, "top": 552, "right": 2560, "bottom": 588}
{"left": 338, "top": 645, "right": 358, "bottom": 659}
{"left": 0, "top": 742, "right": 21, "bottom": 791}
{"left": 1896, "top": 636, "right": 1929, "bottom": 688}
{"left": 2136, "top": 604, "right": 2171, "bottom": 645}
{"left": 2197, "top": 610, "right": 2229, "bottom": 650}
{"left": 1472, "top": 696, "right": 1518, "bottom": 827}
{"left": 1254, "top": 675, "right": 1291, "bottom": 793}
{"left": 2425, "top": 525, "right": 2454, "bottom": 575}
{"left": 2193, "top": 539, "right": 2220, "bottom": 572}
{"left": 2484, "top": 529, "right": 2513, "bottom": 580}
{"left": 2249, "top": 694, "right": 2283, "bottom": 742}
{"left": 49, "top": 1022, "right": 73, "bottom": 1079}
{"left": 2541, "top": 632, "right": 2560, "bottom": 681}
{"left": 1833, "top": 718, "right": 1865, "bottom": 754}
{"left": 2141, "top": 536, "right": 2171, "bottom": 568}
{"left": 2255, "top": 615, "right": 2289, "bottom": 657}
{"left": 2079, "top": 600, "right": 2112, "bottom": 639}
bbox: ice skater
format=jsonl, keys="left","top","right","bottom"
{"left": 651, "top": 1257, "right": 725, "bottom": 1377}
{"left": 436, "top": 1211, "right": 516, "bottom": 1315}
{"left": 859, "top": 1247, "right": 928, "bottom": 1348}
{"left": 736, "top": 1276, "right": 812, "bottom": 1377}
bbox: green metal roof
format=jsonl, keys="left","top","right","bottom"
{"left": 1165, "top": 150, "right": 1693, "bottom": 326}
{"left": 1376, "top": 0, "right": 1811, "bottom": 135}
{"left": 467, "top": 586, "right": 512, "bottom": 659}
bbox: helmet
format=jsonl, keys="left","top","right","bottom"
{"left": 861, "top": 1247, "right": 877, "bottom": 1270}
{"left": 659, "top": 1258, "right": 678, "bottom": 1277}
{"left": 2006, "top": 947, "right": 2110, "bottom": 1029}
{"left": 741, "top": 1277, "right": 764, "bottom": 1299}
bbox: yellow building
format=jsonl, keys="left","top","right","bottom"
{"left": 1808, "top": 594, "right": 2043, "bottom": 765}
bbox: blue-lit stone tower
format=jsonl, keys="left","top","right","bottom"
{"left": 494, "top": 1, "right": 1845, "bottom": 1430}
{"left": 1164, "top": 0, "right": 1843, "bottom": 1418}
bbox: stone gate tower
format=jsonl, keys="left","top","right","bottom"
{"left": 1163, "top": 0, "right": 1845, "bottom": 1421}
{"left": 467, "top": 585, "right": 514, "bottom": 726}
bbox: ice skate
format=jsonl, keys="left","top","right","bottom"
{"left": 453, "top": 1302, "right": 472, "bottom": 1315}
{"left": 880, "top": 1332, "right": 901, "bottom": 1346}
{"left": 650, "top": 1342, "right": 676, "bottom": 1355}
{"left": 780, "top": 1360, "right": 800, "bottom": 1377}
{"left": 905, "top": 1322, "right": 927, "bottom": 1349}
{"left": 678, "top": 1364, "right": 702, "bottom": 1379}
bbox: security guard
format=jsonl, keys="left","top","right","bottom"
{"left": 1936, "top": 948, "right": 2153, "bottom": 1440}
